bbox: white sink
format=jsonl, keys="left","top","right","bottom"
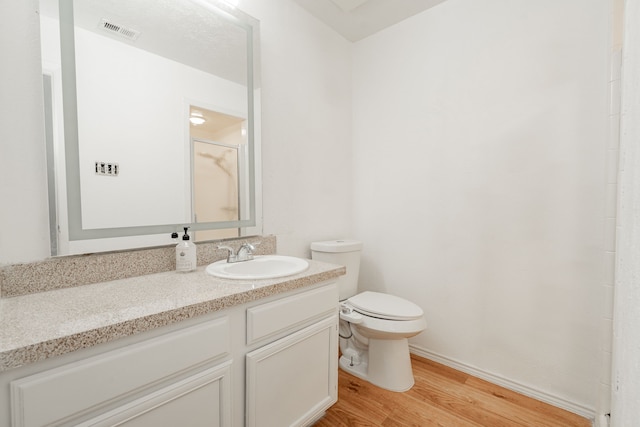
{"left": 205, "top": 255, "right": 309, "bottom": 280}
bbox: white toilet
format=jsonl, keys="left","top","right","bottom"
{"left": 310, "top": 240, "right": 427, "bottom": 392}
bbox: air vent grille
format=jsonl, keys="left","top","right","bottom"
{"left": 99, "top": 18, "right": 140, "bottom": 41}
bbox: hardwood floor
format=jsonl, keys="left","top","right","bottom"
{"left": 314, "top": 354, "right": 592, "bottom": 427}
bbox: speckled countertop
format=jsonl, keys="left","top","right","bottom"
{"left": 0, "top": 260, "right": 345, "bottom": 372}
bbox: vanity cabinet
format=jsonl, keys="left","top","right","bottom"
{"left": 246, "top": 284, "right": 338, "bottom": 427}
{"left": 10, "top": 317, "right": 232, "bottom": 427}
{"left": 2, "top": 280, "right": 338, "bottom": 427}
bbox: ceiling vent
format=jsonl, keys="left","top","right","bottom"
{"left": 99, "top": 18, "right": 141, "bottom": 41}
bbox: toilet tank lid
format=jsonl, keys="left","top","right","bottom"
{"left": 310, "top": 239, "right": 362, "bottom": 253}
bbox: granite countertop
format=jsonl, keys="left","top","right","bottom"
{"left": 0, "top": 260, "right": 345, "bottom": 372}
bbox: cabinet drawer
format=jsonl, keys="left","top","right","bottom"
{"left": 247, "top": 282, "right": 337, "bottom": 345}
{"left": 11, "top": 317, "right": 230, "bottom": 427}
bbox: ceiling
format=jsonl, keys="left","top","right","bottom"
{"left": 292, "top": 0, "right": 448, "bottom": 42}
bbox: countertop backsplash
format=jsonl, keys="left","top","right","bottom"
{"left": 0, "top": 235, "right": 275, "bottom": 298}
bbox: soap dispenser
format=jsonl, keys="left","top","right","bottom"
{"left": 176, "top": 227, "right": 196, "bottom": 272}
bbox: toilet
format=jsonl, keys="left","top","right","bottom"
{"left": 310, "top": 240, "right": 427, "bottom": 392}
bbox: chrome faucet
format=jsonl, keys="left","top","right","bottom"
{"left": 236, "top": 242, "right": 256, "bottom": 261}
{"left": 217, "top": 242, "right": 258, "bottom": 263}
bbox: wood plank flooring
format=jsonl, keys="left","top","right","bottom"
{"left": 314, "top": 354, "right": 592, "bottom": 427}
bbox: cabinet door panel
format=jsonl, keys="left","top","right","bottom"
{"left": 246, "top": 316, "right": 338, "bottom": 427}
{"left": 10, "top": 318, "right": 230, "bottom": 427}
{"left": 79, "top": 362, "right": 232, "bottom": 427}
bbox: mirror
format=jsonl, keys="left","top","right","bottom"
{"left": 39, "top": 0, "right": 261, "bottom": 255}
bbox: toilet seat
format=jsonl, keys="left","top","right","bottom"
{"left": 348, "top": 291, "right": 423, "bottom": 321}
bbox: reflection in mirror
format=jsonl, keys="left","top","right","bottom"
{"left": 191, "top": 106, "right": 248, "bottom": 241}
{"left": 39, "top": 0, "right": 260, "bottom": 256}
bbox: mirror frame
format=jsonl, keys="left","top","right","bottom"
{"left": 57, "top": 0, "right": 259, "bottom": 241}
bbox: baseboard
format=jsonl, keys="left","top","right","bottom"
{"left": 410, "top": 345, "right": 596, "bottom": 423}
{"left": 595, "top": 413, "right": 610, "bottom": 427}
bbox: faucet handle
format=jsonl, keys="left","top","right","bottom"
{"left": 240, "top": 241, "right": 262, "bottom": 253}
{"left": 241, "top": 242, "right": 256, "bottom": 252}
{"left": 236, "top": 242, "right": 256, "bottom": 261}
{"left": 217, "top": 245, "right": 236, "bottom": 262}
{"left": 218, "top": 242, "right": 260, "bottom": 263}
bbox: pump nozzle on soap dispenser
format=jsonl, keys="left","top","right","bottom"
{"left": 176, "top": 227, "right": 196, "bottom": 272}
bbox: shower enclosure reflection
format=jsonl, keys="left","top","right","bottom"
{"left": 190, "top": 106, "right": 248, "bottom": 241}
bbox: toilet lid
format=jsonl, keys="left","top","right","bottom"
{"left": 348, "top": 291, "right": 424, "bottom": 321}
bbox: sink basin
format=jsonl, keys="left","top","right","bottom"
{"left": 205, "top": 255, "right": 309, "bottom": 280}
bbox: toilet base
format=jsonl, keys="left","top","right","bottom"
{"left": 338, "top": 337, "right": 415, "bottom": 392}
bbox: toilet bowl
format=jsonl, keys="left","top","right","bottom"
{"left": 310, "top": 240, "right": 427, "bottom": 392}
{"left": 339, "top": 291, "right": 427, "bottom": 391}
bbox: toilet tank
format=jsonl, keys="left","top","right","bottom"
{"left": 310, "top": 240, "right": 362, "bottom": 301}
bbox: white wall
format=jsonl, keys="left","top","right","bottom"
{"left": 611, "top": 0, "right": 640, "bottom": 425}
{"left": 352, "top": 0, "right": 608, "bottom": 414}
{"left": 0, "top": 0, "right": 51, "bottom": 264}
{"left": 239, "top": 0, "right": 354, "bottom": 257}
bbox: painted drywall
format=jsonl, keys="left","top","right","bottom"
{"left": 0, "top": 0, "right": 51, "bottom": 264}
{"left": 351, "top": 0, "right": 608, "bottom": 413}
{"left": 239, "top": 0, "right": 354, "bottom": 257}
{"left": 611, "top": 0, "right": 640, "bottom": 425}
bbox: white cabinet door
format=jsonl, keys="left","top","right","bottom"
{"left": 10, "top": 318, "right": 230, "bottom": 427}
{"left": 246, "top": 316, "right": 338, "bottom": 427}
{"left": 80, "top": 362, "right": 232, "bottom": 427}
